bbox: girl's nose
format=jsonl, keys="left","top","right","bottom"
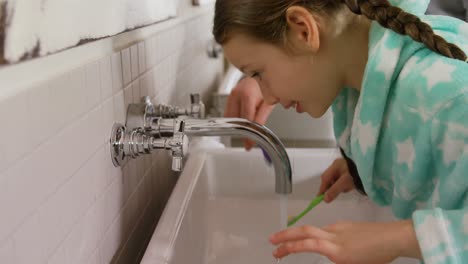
{"left": 264, "top": 96, "right": 279, "bottom": 105}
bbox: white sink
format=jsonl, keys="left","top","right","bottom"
{"left": 141, "top": 148, "right": 419, "bottom": 264}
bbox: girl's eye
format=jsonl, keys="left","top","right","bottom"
{"left": 251, "top": 72, "right": 262, "bottom": 79}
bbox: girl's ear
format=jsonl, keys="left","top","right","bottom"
{"left": 285, "top": 6, "right": 320, "bottom": 54}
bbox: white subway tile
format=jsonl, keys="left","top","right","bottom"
{"left": 160, "top": 57, "right": 170, "bottom": 88}
{"left": 0, "top": 115, "right": 95, "bottom": 243}
{"left": 104, "top": 144, "right": 121, "bottom": 191}
{"left": 137, "top": 174, "right": 152, "bottom": 218}
{"left": 68, "top": 66, "right": 88, "bottom": 120}
{"left": 121, "top": 187, "right": 139, "bottom": 239}
{"left": 47, "top": 243, "right": 66, "bottom": 264}
{"left": 154, "top": 34, "right": 164, "bottom": 65}
{"left": 13, "top": 213, "right": 47, "bottom": 264}
{"left": 145, "top": 38, "right": 154, "bottom": 69}
{"left": 37, "top": 148, "right": 98, "bottom": 258}
{"left": 91, "top": 148, "right": 110, "bottom": 200}
{"left": 132, "top": 79, "right": 141, "bottom": 103}
{"left": 177, "top": 25, "right": 186, "bottom": 50}
{"left": 149, "top": 166, "right": 161, "bottom": 213}
{"left": 143, "top": 154, "right": 152, "bottom": 176}
{"left": 85, "top": 60, "right": 102, "bottom": 110}
{"left": 156, "top": 86, "right": 171, "bottom": 105}
{"left": 63, "top": 201, "right": 102, "bottom": 263}
{"left": 151, "top": 36, "right": 158, "bottom": 66}
{"left": 152, "top": 163, "right": 166, "bottom": 215}
{"left": 99, "top": 215, "right": 123, "bottom": 264}
{"left": 135, "top": 156, "right": 145, "bottom": 188}
{"left": 167, "top": 28, "right": 176, "bottom": 54}
{"left": 111, "top": 52, "right": 124, "bottom": 93}
{"left": 123, "top": 85, "right": 133, "bottom": 111}
{"left": 138, "top": 42, "right": 146, "bottom": 75}
{"left": 160, "top": 30, "right": 171, "bottom": 61}
{"left": 48, "top": 73, "right": 72, "bottom": 132}
{"left": 26, "top": 82, "right": 53, "bottom": 148}
{"left": 102, "top": 97, "right": 115, "bottom": 145}
{"left": 151, "top": 66, "right": 161, "bottom": 99}
{"left": 0, "top": 239, "right": 16, "bottom": 264}
{"left": 0, "top": 160, "right": 38, "bottom": 242}
{"left": 87, "top": 248, "right": 102, "bottom": 264}
{"left": 123, "top": 159, "right": 139, "bottom": 202}
{"left": 139, "top": 72, "right": 150, "bottom": 98}
{"left": 121, "top": 48, "right": 132, "bottom": 86}
{"left": 144, "top": 171, "right": 153, "bottom": 201}
{"left": 97, "top": 170, "right": 123, "bottom": 240}
{"left": 113, "top": 91, "right": 125, "bottom": 125}
{"left": 130, "top": 44, "right": 139, "bottom": 81}
{"left": 0, "top": 91, "right": 30, "bottom": 171}
{"left": 99, "top": 55, "right": 113, "bottom": 101}
{"left": 86, "top": 106, "right": 106, "bottom": 154}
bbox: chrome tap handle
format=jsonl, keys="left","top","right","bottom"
{"left": 141, "top": 94, "right": 205, "bottom": 120}
{"left": 190, "top": 93, "right": 205, "bottom": 119}
{"left": 168, "top": 133, "right": 189, "bottom": 171}
{"left": 110, "top": 121, "right": 189, "bottom": 170}
{"left": 169, "top": 119, "right": 189, "bottom": 171}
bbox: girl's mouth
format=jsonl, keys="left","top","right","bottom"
{"left": 295, "top": 102, "right": 303, "bottom": 113}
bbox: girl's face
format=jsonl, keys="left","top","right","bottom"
{"left": 223, "top": 7, "right": 347, "bottom": 118}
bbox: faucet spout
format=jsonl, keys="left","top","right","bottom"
{"left": 156, "top": 118, "right": 292, "bottom": 194}
{"left": 109, "top": 94, "right": 292, "bottom": 195}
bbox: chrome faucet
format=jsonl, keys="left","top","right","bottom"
{"left": 109, "top": 94, "right": 292, "bottom": 194}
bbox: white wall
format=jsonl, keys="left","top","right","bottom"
{"left": 3, "top": 0, "right": 178, "bottom": 63}
{"left": 0, "top": 3, "right": 222, "bottom": 263}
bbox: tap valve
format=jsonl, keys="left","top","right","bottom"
{"left": 110, "top": 120, "right": 189, "bottom": 169}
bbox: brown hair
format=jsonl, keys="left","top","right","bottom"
{"left": 213, "top": 0, "right": 467, "bottom": 62}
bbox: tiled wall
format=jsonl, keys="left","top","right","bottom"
{"left": 0, "top": 7, "right": 223, "bottom": 264}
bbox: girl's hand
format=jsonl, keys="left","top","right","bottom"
{"left": 318, "top": 158, "right": 356, "bottom": 203}
{"left": 224, "top": 77, "right": 275, "bottom": 150}
{"left": 270, "top": 220, "right": 422, "bottom": 264}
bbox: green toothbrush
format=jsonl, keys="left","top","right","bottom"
{"left": 287, "top": 194, "right": 325, "bottom": 227}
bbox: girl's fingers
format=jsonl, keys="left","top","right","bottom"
{"left": 318, "top": 159, "right": 342, "bottom": 196}
{"left": 240, "top": 95, "right": 258, "bottom": 122}
{"left": 240, "top": 91, "right": 264, "bottom": 151}
{"left": 323, "top": 174, "right": 353, "bottom": 203}
{"left": 254, "top": 101, "right": 275, "bottom": 125}
{"left": 273, "top": 238, "right": 339, "bottom": 259}
{"left": 224, "top": 91, "right": 240, "bottom": 118}
{"left": 270, "top": 225, "right": 334, "bottom": 245}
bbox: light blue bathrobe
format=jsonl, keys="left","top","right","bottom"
{"left": 332, "top": 0, "right": 468, "bottom": 263}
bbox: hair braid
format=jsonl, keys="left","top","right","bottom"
{"left": 342, "top": 0, "right": 468, "bottom": 62}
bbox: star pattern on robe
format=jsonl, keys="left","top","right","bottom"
{"left": 399, "top": 185, "right": 416, "bottom": 201}
{"left": 446, "top": 122, "right": 468, "bottom": 136}
{"left": 338, "top": 126, "right": 351, "bottom": 149}
{"left": 438, "top": 133, "right": 465, "bottom": 166}
{"left": 408, "top": 106, "right": 431, "bottom": 123}
{"left": 416, "top": 214, "right": 453, "bottom": 251}
{"left": 421, "top": 61, "right": 456, "bottom": 91}
{"left": 459, "top": 23, "right": 468, "bottom": 36}
{"left": 396, "top": 138, "right": 415, "bottom": 171}
{"left": 375, "top": 37, "right": 400, "bottom": 81}
{"left": 400, "top": 56, "right": 420, "bottom": 80}
{"left": 355, "top": 121, "right": 377, "bottom": 155}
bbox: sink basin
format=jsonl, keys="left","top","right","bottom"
{"left": 141, "top": 148, "right": 419, "bottom": 264}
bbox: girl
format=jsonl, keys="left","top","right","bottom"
{"left": 214, "top": 0, "right": 468, "bottom": 263}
